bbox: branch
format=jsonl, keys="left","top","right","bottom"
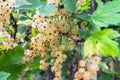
{"left": 70, "top": 57, "right": 77, "bottom": 79}
{"left": 45, "top": 68, "right": 53, "bottom": 80}
{"left": 92, "top": 74, "right": 98, "bottom": 80}
{"left": 89, "top": 0, "right": 97, "bottom": 14}
{"left": 24, "top": 24, "right": 32, "bottom": 41}
{"left": 10, "top": 13, "right": 18, "bottom": 39}
{"left": 60, "top": 32, "right": 85, "bottom": 44}
{"left": 66, "top": 34, "right": 85, "bottom": 44}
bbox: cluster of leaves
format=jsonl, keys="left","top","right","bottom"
{"left": 0, "top": 0, "right": 120, "bottom": 80}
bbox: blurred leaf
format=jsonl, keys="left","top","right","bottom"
{"left": 105, "top": 58, "right": 113, "bottom": 63}
{"left": 116, "top": 38, "right": 120, "bottom": 49}
{"left": 84, "top": 29, "right": 120, "bottom": 57}
{"left": 17, "top": 25, "right": 27, "bottom": 33}
{"left": 81, "top": 0, "right": 91, "bottom": 10}
{"left": 29, "top": 74, "right": 33, "bottom": 80}
{"left": 0, "top": 71, "right": 10, "bottom": 80}
{"left": 66, "top": 25, "right": 71, "bottom": 31}
{"left": 11, "top": 46, "right": 24, "bottom": 64}
{"left": 0, "top": 46, "right": 25, "bottom": 80}
{"left": 61, "top": 36, "right": 69, "bottom": 46}
{"left": 99, "top": 75, "right": 112, "bottom": 80}
{"left": 92, "top": 0, "right": 120, "bottom": 27}
{"left": 99, "top": 62, "right": 116, "bottom": 74}
{"left": 32, "top": 28, "right": 38, "bottom": 37}
{"left": 0, "top": 46, "right": 6, "bottom": 51}
{"left": 0, "top": 35, "right": 5, "bottom": 43}
{"left": 41, "top": 0, "right": 47, "bottom": 2}
{"left": 18, "top": 19, "right": 33, "bottom": 25}
{"left": 32, "top": 57, "right": 41, "bottom": 70}
{"left": 63, "top": 0, "right": 76, "bottom": 12}
{"left": 74, "top": 46, "right": 81, "bottom": 54}
{"left": 15, "top": 0, "right": 42, "bottom": 9}
{"left": 49, "top": 59, "right": 55, "bottom": 66}
{"left": 38, "top": 3, "right": 56, "bottom": 16}
{"left": 73, "top": 12, "right": 91, "bottom": 21}
{"left": 114, "top": 73, "right": 120, "bottom": 78}
{"left": 15, "top": 0, "right": 56, "bottom": 16}
{"left": 79, "top": 29, "right": 87, "bottom": 38}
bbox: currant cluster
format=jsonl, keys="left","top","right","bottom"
{"left": 74, "top": 56, "right": 101, "bottom": 80}
{"left": 24, "top": 9, "right": 77, "bottom": 79}
{"left": 23, "top": 0, "right": 89, "bottom": 80}
{"left": 0, "top": 0, "right": 15, "bottom": 25}
{"left": 0, "top": 22, "right": 17, "bottom": 50}
{"left": 51, "top": 45, "right": 67, "bottom": 80}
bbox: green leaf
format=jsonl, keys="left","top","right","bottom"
{"left": 99, "top": 75, "right": 112, "bottom": 80}
{"left": 29, "top": 74, "right": 33, "bottom": 80}
{"left": 84, "top": 29, "right": 120, "bottom": 57}
{"left": 15, "top": 0, "right": 42, "bottom": 9}
{"left": 0, "top": 46, "right": 25, "bottom": 80}
{"left": 15, "top": 0, "right": 56, "bottom": 16}
{"left": 91, "top": 0, "right": 120, "bottom": 27}
{"left": 0, "top": 35, "right": 5, "bottom": 43}
{"left": 61, "top": 36, "right": 69, "bottom": 46}
{"left": 81, "top": 0, "right": 91, "bottom": 10}
{"left": 63, "top": 0, "right": 76, "bottom": 12}
{"left": 73, "top": 12, "right": 91, "bottom": 21}
{"left": 116, "top": 38, "right": 120, "bottom": 49}
{"left": 32, "top": 57, "right": 41, "bottom": 70}
{"left": 0, "top": 46, "right": 6, "bottom": 51}
{"left": 18, "top": 19, "right": 33, "bottom": 25}
{"left": 0, "top": 71, "right": 10, "bottom": 80}
{"left": 38, "top": 3, "right": 56, "bottom": 16}
{"left": 11, "top": 46, "right": 24, "bottom": 64}
{"left": 32, "top": 28, "right": 38, "bottom": 37}
{"left": 18, "top": 25, "right": 27, "bottom": 34}
{"left": 99, "top": 62, "right": 116, "bottom": 74}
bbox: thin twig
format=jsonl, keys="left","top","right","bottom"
{"left": 60, "top": 32, "right": 85, "bottom": 43}
{"left": 10, "top": 13, "right": 18, "bottom": 39}
{"left": 66, "top": 34, "right": 85, "bottom": 44}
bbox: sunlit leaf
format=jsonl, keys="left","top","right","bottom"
{"left": 81, "top": 0, "right": 91, "bottom": 10}
{"left": 84, "top": 29, "right": 120, "bottom": 57}
{"left": 17, "top": 19, "right": 33, "bottom": 25}
{"left": 0, "top": 35, "right": 5, "bottom": 43}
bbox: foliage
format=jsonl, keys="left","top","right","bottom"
{"left": 63, "top": 0, "right": 76, "bottom": 12}
{"left": 0, "top": 0, "right": 120, "bottom": 80}
{"left": 99, "top": 75, "right": 112, "bottom": 80}
{"left": 84, "top": 29, "right": 120, "bottom": 57}
{"left": 0, "top": 35, "right": 5, "bottom": 43}
{"left": 15, "top": 0, "right": 56, "bottom": 16}
{"left": 15, "top": 0, "right": 42, "bottom": 9}
{"left": 38, "top": 3, "right": 56, "bottom": 16}
{"left": 91, "top": 0, "right": 120, "bottom": 27}
{"left": 0, "top": 46, "right": 25, "bottom": 80}
{"left": 0, "top": 71, "right": 10, "bottom": 80}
